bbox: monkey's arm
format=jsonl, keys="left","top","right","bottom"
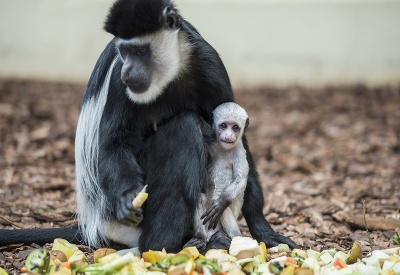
{"left": 98, "top": 140, "right": 144, "bottom": 226}
{"left": 201, "top": 169, "right": 247, "bottom": 230}
{"left": 96, "top": 91, "right": 146, "bottom": 227}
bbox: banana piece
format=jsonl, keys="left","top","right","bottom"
{"left": 132, "top": 185, "right": 149, "bottom": 208}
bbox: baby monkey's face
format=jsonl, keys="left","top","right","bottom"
{"left": 216, "top": 119, "right": 243, "bottom": 151}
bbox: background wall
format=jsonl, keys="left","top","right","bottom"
{"left": 1, "top": 0, "right": 400, "bottom": 88}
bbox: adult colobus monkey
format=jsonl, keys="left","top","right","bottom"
{"left": 0, "top": 0, "right": 297, "bottom": 251}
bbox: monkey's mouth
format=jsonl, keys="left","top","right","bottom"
{"left": 220, "top": 139, "right": 235, "bottom": 144}
{"left": 127, "top": 85, "right": 148, "bottom": 94}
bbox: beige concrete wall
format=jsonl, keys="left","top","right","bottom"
{"left": 1, "top": 0, "right": 400, "bottom": 87}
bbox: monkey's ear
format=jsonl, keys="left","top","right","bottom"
{"left": 244, "top": 118, "right": 249, "bottom": 133}
{"left": 162, "top": 6, "right": 180, "bottom": 29}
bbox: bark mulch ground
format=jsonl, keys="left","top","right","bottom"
{"left": 0, "top": 80, "right": 399, "bottom": 273}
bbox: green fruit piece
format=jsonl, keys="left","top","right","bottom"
{"left": 150, "top": 262, "right": 170, "bottom": 272}
{"left": 195, "top": 258, "right": 221, "bottom": 274}
{"left": 269, "top": 261, "right": 284, "bottom": 275}
{"left": 242, "top": 262, "right": 254, "bottom": 273}
{"left": 290, "top": 249, "right": 308, "bottom": 260}
{"left": 0, "top": 267, "right": 9, "bottom": 275}
{"left": 319, "top": 252, "right": 333, "bottom": 265}
{"left": 346, "top": 241, "right": 363, "bottom": 264}
{"left": 392, "top": 233, "right": 400, "bottom": 245}
{"left": 170, "top": 254, "right": 190, "bottom": 265}
{"left": 25, "top": 248, "right": 50, "bottom": 274}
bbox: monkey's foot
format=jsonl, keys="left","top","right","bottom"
{"left": 183, "top": 237, "right": 206, "bottom": 254}
{"left": 265, "top": 232, "right": 299, "bottom": 249}
{"left": 255, "top": 230, "right": 298, "bottom": 249}
{"left": 206, "top": 230, "right": 231, "bottom": 251}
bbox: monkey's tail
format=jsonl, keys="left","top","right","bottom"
{"left": 0, "top": 225, "right": 84, "bottom": 246}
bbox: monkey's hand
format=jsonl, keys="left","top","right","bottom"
{"left": 117, "top": 189, "right": 144, "bottom": 227}
{"left": 201, "top": 198, "right": 230, "bottom": 230}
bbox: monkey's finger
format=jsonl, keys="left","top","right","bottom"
{"left": 130, "top": 206, "right": 143, "bottom": 215}
{"left": 119, "top": 217, "right": 140, "bottom": 227}
{"left": 207, "top": 211, "right": 222, "bottom": 230}
{"left": 116, "top": 205, "right": 131, "bottom": 221}
{"left": 200, "top": 204, "right": 218, "bottom": 220}
{"left": 200, "top": 208, "right": 211, "bottom": 219}
{"left": 202, "top": 208, "right": 219, "bottom": 225}
{"left": 129, "top": 210, "right": 143, "bottom": 222}
{"left": 208, "top": 217, "right": 218, "bottom": 230}
{"left": 200, "top": 210, "right": 211, "bottom": 220}
{"left": 201, "top": 210, "right": 214, "bottom": 224}
{"left": 121, "top": 213, "right": 143, "bottom": 227}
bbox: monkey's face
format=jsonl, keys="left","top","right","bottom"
{"left": 216, "top": 120, "right": 242, "bottom": 150}
{"left": 114, "top": 6, "right": 191, "bottom": 104}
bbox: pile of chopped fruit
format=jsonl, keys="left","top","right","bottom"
{"left": 2, "top": 236, "right": 399, "bottom": 275}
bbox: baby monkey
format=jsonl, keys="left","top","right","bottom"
{"left": 186, "top": 102, "right": 249, "bottom": 251}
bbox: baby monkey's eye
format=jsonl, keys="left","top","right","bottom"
{"left": 220, "top": 123, "right": 227, "bottom": 130}
{"left": 232, "top": 125, "right": 240, "bottom": 132}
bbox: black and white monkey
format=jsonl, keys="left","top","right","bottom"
{"left": 0, "top": 0, "right": 297, "bottom": 251}
{"left": 187, "top": 102, "right": 250, "bottom": 252}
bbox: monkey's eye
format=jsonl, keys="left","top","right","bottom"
{"left": 118, "top": 47, "right": 128, "bottom": 59}
{"left": 135, "top": 47, "right": 148, "bottom": 56}
{"left": 232, "top": 125, "right": 240, "bottom": 132}
{"left": 220, "top": 123, "right": 227, "bottom": 130}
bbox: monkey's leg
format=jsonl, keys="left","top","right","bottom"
{"left": 183, "top": 194, "right": 207, "bottom": 253}
{"left": 220, "top": 208, "right": 241, "bottom": 239}
{"left": 241, "top": 137, "right": 298, "bottom": 248}
{"left": 138, "top": 112, "right": 209, "bottom": 252}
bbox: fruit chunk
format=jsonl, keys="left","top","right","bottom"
{"left": 204, "top": 249, "right": 228, "bottom": 261}
{"left": 132, "top": 185, "right": 149, "bottom": 208}
{"left": 229, "top": 236, "right": 260, "bottom": 257}
{"left": 195, "top": 258, "right": 221, "bottom": 274}
{"left": 179, "top": 246, "right": 200, "bottom": 260}
{"left": 346, "top": 241, "right": 363, "bottom": 264}
{"left": 25, "top": 248, "right": 50, "bottom": 274}
{"left": 93, "top": 248, "right": 117, "bottom": 263}
{"left": 170, "top": 254, "right": 191, "bottom": 265}
{"left": 68, "top": 250, "right": 86, "bottom": 263}
{"left": 49, "top": 250, "right": 68, "bottom": 263}
{"left": 236, "top": 250, "right": 255, "bottom": 260}
{"left": 260, "top": 241, "right": 267, "bottom": 261}
{"left": 52, "top": 238, "right": 79, "bottom": 259}
{"left": 143, "top": 250, "right": 168, "bottom": 264}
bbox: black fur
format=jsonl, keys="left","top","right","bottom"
{"left": 86, "top": 2, "right": 236, "bottom": 251}
{"left": 0, "top": 225, "right": 83, "bottom": 246}
{"left": 0, "top": 0, "right": 298, "bottom": 250}
{"left": 105, "top": 0, "right": 173, "bottom": 39}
